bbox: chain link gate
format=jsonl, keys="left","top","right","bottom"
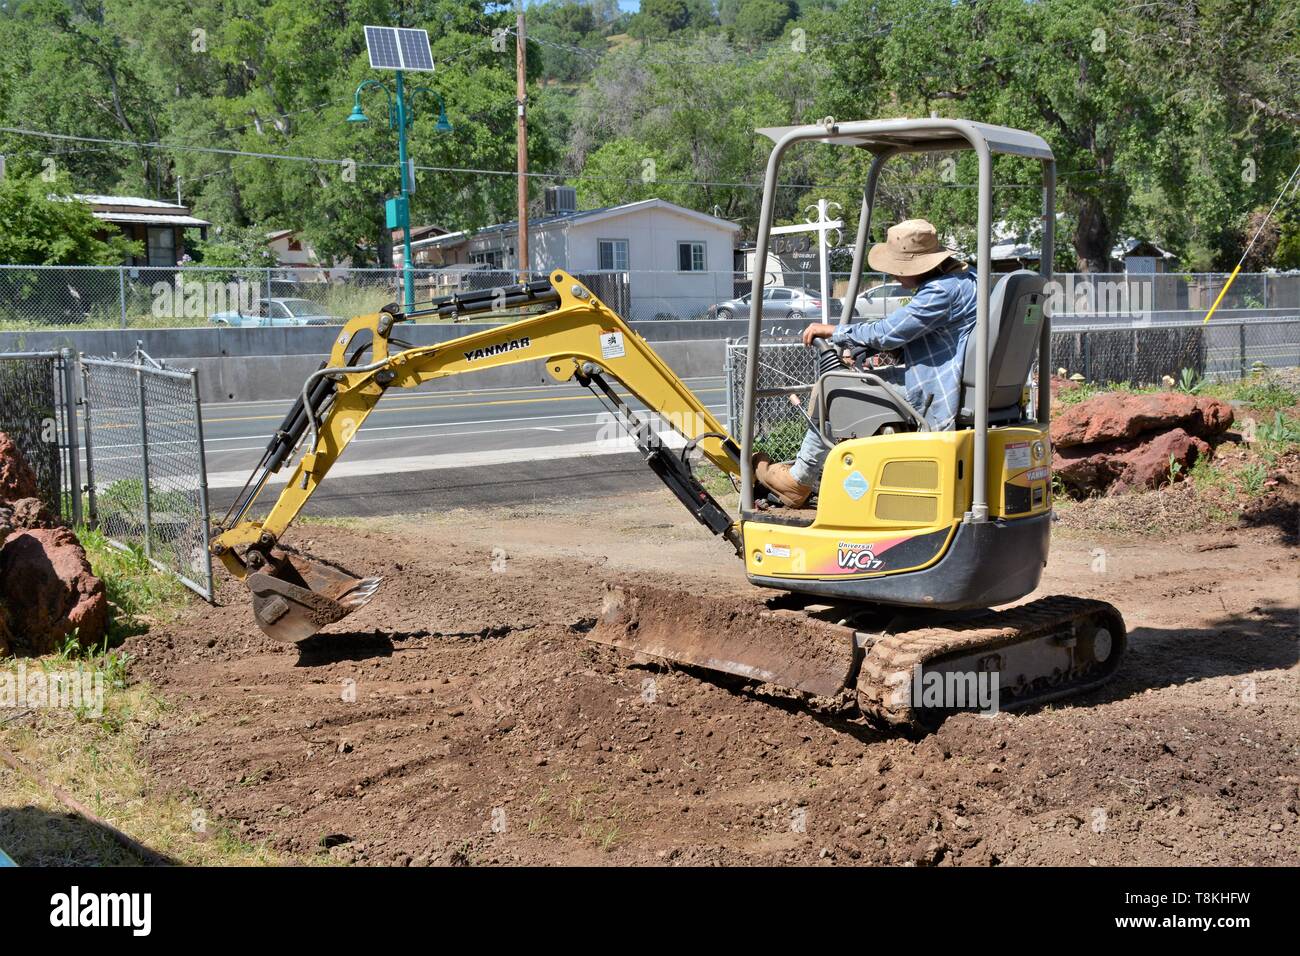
{"left": 0, "top": 349, "right": 80, "bottom": 526}
{"left": 725, "top": 337, "right": 821, "bottom": 463}
{"left": 81, "top": 350, "right": 214, "bottom": 599}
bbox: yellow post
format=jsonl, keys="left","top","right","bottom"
{"left": 1201, "top": 263, "right": 1242, "bottom": 324}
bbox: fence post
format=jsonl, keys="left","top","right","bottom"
{"left": 136, "top": 365, "right": 153, "bottom": 559}
{"left": 59, "top": 348, "right": 82, "bottom": 529}
{"left": 81, "top": 362, "right": 97, "bottom": 528}
{"left": 723, "top": 340, "right": 734, "bottom": 431}
{"left": 118, "top": 267, "right": 128, "bottom": 329}
{"left": 1238, "top": 322, "right": 1247, "bottom": 379}
{"left": 189, "top": 368, "right": 215, "bottom": 600}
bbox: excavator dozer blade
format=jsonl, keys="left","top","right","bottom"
{"left": 588, "top": 585, "right": 861, "bottom": 698}
{"left": 246, "top": 553, "right": 382, "bottom": 643}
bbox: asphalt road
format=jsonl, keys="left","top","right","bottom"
{"left": 181, "top": 375, "right": 728, "bottom": 514}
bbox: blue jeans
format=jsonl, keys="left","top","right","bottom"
{"left": 790, "top": 427, "right": 832, "bottom": 487}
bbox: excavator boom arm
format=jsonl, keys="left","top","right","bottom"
{"left": 210, "top": 272, "right": 741, "bottom": 627}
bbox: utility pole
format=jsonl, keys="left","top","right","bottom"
{"left": 515, "top": 5, "right": 529, "bottom": 281}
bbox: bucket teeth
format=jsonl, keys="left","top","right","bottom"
{"left": 339, "top": 577, "right": 383, "bottom": 608}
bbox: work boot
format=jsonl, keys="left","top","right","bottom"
{"left": 753, "top": 453, "right": 813, "bottom": 509}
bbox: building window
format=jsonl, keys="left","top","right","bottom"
{"left": 471, "top": 250, "right": 504, "bottom": 270}
{"left": 597, "top": 239, "right": 628, "bottom": 271}
{"left": 146, "top": 226, "right": 176, "bottom": 266}
{"left": 677, "top": 241, "right": 706, "bottom": 272}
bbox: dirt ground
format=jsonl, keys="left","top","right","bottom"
{"left": 123, "top": 491, "right": 1299, "bottom": 866}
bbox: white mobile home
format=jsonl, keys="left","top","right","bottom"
{"left": 408, "top": 198, "right": 741, "bottom": 320}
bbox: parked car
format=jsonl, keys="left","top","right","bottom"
{"left": 210, "top": 297, "right": 336, "bottom": 327}
{"left": 854, "top": 282, "right": 911, "bottom": 319}
{"left": 707, "top": 283, "right": 912, "bottom": 322}
{"left": 707, "top": 286, "right": 828, "bottom": 320}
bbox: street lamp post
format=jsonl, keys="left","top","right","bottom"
{"left": 348, "top": 74, "right": 452, "bottom": 313}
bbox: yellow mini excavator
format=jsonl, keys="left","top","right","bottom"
{"left": 210, "top": 118, "right": 1126, "bottom": 727}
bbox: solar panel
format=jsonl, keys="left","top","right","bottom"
{"left": 364, "top": 25, "right": 435, "bottom": 72}
{"left": 397, "top": 29, "right": 435, "bottom": 71}
{"left": 365, "top": 26, "right": 402, "bottom": 69}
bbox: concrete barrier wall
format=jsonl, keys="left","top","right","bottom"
{"left": 0, "top": 320, "right": 739, "bottom": 402}
{"left": 0, "top": 318, "right": 773, "bottom": 402}
{"left": 177, "top": 339, "right": 725, "bottom": 402}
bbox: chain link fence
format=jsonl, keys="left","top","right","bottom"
{"left": 0, "top": 264, "right": 641, "bottom": 329}
{"left": 3, "top": 265, "right": 1299, "bottom": 330}
{"left": 0, "top": 350, "right": 80, "bottom": 525}
{"left": 82, "top": 351, "right": 213, "bottom": 599}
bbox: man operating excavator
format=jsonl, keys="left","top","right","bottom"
{"left": 755, "top": 218, "right": 979, "bottom": 508}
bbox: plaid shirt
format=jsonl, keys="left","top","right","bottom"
{"left": 831, "top": 269, "right": 978, "bottom": 430}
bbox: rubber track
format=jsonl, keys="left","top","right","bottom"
{"left": 856, "top": 594, "right": 1125, "bottom": 727}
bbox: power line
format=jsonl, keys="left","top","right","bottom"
{"left": 1, "top": 124, "right": 1121, "bottom": 191}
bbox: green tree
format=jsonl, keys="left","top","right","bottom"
{"left": 732, "top": 0, "right": 796, "bottom": 43}
{"left": 570, "top": 35, "right": 809, "bottom": 230}
{"left": 630, "top": 0, "right": 693, "bottom": 39}
{"left": 531, "top": 1, "right": 606, "bottom": 83}
{"left": 0, "top": 173, "right": 140, "bottom": 264}
{"left": 813, "top": 0, "right": 1154, "bottom": 271}
{"left": 192, "top": 224, "right": 277, "bottom": 268}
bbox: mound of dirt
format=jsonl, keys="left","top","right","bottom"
{"left": 1052, "top": 393, "right": 1233, "bottom": 495}
{"left": 1239, "top": 452, "right": 1300, "bottom": 546}
{"left": 0, "top": 432, "right": 107, "bottom": 655}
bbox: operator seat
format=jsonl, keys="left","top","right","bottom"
{"left": 817, "top": 269, "right": 1047, "bottom": 439}
{"left": 955, "top": 269, "right": 1047, "bottom": 426}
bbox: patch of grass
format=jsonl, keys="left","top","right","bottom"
{"left": 694, "top": 461, "right": 740, "bottom": 501}
{"left": 79, "top": 526, "right": 189, "bottom": 643}
{"left": 1053, "top": 482, "right": 1234, "bottom": 537}
{"left": 1188, "top": 455, "right": 1231, "bottom": 495}
{"left": 1237, "top": 461, "right": 1269, "bottom": 497}
{"left": 0, "top": 684, "right": 288, "bottom": 865}
{"left": 1229, "top": 373, "right": 1300, "bottom": 413}
{"left": 1257, "top": 410, "right": 1300, "bottom": 450}
{"left": 1055, "top": 381, "right": 1110, "bottom": 405}
{"left": 97, "top": 479, "right": 192, "bottom": 520}
{"left": 753, "top": 418, "right": 809, "bottom": 462}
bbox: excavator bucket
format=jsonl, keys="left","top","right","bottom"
{"left": 588, "top": 585, "right": 863, "bottom": 698}
{"left": 245, "top": 553, "right": 382, "bottom": 643}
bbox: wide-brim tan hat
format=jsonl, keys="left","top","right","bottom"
{"left": 867, "top": 218, "right": 956, "bottom": 277}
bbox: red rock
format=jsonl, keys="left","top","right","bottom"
{"left": 1054, "top": 427, "right": 1211, "bottom": 494}
{"left": 0, "top": 432, "right": 40, "bottom": 504}
{"left": 1051, "top": 393, "right": 1234, "bottom": 448}
{"left": 9, "top": 496, "right": 51, "bottom": 529}
{"left": 0, "top": 526, "right": 108, "bottom": 654}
